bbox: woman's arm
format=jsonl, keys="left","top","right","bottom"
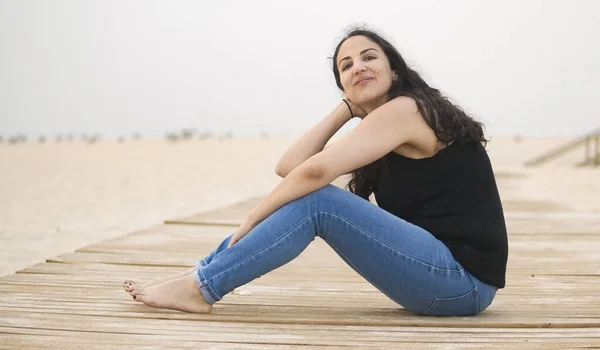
{"left": 228, "top": 97, "right": 426, "bottom": 247}
{"left": 274, "top": 101, "right": 352, "bottom": 178}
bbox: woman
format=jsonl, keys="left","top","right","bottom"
{"left": 123, "top": 27, "right": 508, "bottom": 316}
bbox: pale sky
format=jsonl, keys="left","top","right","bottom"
{"left": 1, "top": 0, "right": 599, "bottom": 139}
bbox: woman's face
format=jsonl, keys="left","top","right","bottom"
{"left": 337, "top": 35, "right": 396, "bottom": 112}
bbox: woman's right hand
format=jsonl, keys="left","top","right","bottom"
{"left": 343, "top": 95, "right": 368, "bottom": 119}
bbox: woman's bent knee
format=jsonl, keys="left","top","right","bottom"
{"left": 288, "top": 185, "right": 346, "bottom": 208}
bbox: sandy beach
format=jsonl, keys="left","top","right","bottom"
{"left": 1, "top": 135, "right": 598, "bottom": 277}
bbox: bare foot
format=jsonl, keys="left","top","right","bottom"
{"left": 122, "top": 267, "right": 196, "bottom": 294}
{"left": 129, "top": 274, "right": 212, "bottom": 313}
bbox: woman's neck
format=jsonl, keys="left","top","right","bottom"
{"left": 361, "top": 94, "right": 390, "bottom": 114}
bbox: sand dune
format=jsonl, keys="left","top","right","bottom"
{"left": 0, "top": 135, "right": 598, "bottom": 276}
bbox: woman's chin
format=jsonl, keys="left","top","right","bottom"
{"left": 352, "top": 96, "right": 372, "bottom": 106}
{"left": 353, "top": 91, "right": 383, "bottom": 103}
{"left": 353, "top": 97, "right": 380, "bottom": 111}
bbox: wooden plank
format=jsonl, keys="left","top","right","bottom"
{"left": 164, "top": 197, "right": 263, "bottom": 226}
{"left": 2, "top": 295, "right": 600, "bottom": 319}
{"left": 3, "top": 329, "right": 593, "bottom": 350}
{"left": 164, "top": 219, "right": 242, "bottom": 227}
{"left": 1, "top": 308, "right": 600, "bottom": 331}
{"left": 501, "top": 200, "right": 571, "bottom": 212}
{"left": 2, "top": 323, "right": 600, "bottom": 347}
{"left": 0, "top": 327, "right": 331, "bottom": 349}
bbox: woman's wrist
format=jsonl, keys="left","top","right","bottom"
{"left": 341, "top": 99, "right": 356, "bottom": 120}
{"left": 335, "top": 100, "right": 353, "bottom": 122}
{"left": 245, "top": 208, "right": 260, "bottom": 228}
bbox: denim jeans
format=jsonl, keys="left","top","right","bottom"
{"left": 193, "top": 184, "right": 497, "bottom": 316}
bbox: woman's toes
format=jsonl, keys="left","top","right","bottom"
{"left": 123, "top": 280, "right": 136, "bottom": 286}
{"left": 132, "top": 289, "right": 144, "bottom": 302}
{"left": 130, "top": 285, "right": 144, "bottom": 296}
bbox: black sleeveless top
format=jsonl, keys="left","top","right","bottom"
{"left": 373, "top": 141, "right": 508, "bottom": 288}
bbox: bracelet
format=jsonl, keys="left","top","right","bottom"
{"left": 342, "top": 99, "right": 356, "bottom": 119}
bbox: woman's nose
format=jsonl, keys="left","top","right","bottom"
{"left": 352, "top": 61, "right": 367, "bottom": 74}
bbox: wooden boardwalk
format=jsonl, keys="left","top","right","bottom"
{"left": 2, "top": 196, "right": 600, "bottom": 349}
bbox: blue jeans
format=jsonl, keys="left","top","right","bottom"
{"left": 193, "top": 185, "right": 497, "bottom": 316}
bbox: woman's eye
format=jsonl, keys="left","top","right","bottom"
{"left": 341, "top": 56, "right": 375, "bottom": 71}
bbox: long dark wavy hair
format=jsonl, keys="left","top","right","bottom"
{"left": 332, "top": 27, "right": 488, "bottom": 200}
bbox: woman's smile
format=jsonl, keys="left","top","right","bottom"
{"left": 355, "top": 77, "right": 374, "bottom": 86}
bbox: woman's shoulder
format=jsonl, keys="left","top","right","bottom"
{"left": 389, "top": 96, "right": 419, "bottom": 113}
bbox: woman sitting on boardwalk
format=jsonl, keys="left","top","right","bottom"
{"left": 123, "top": 27, "right": 508, "bottom": 316}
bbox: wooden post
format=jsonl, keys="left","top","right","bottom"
{"left": 585, "top": 137, "right": 590, "bottom": 164}
{"left": 594, "top": 135, "right": 600, "bottom": 167}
